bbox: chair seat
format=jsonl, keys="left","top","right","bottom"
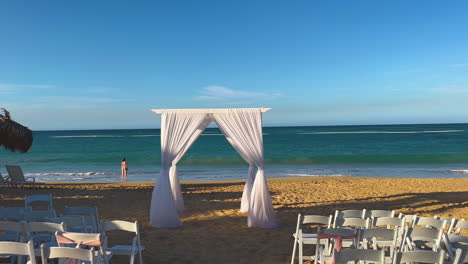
{"left": 110, "top": 245, "right": 145, "bottom": 256}
{"left": 292, "top": 233, "right": 329, "bottom": 244}
{"left": 448, "top": 234, "right": 468, "bottom": 244}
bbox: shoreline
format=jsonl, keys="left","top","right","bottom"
{"left": 31, "top": 174, "right": 468, "bottom": 185}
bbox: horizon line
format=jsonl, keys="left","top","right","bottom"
{"left": 32, "top": 121, "right": 468, "bottom": 132}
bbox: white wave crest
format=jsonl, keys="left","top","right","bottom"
{"left": 129, "top": 135, "right": 160, "bottom": 137}
{"left": 448, "top": 170, "right": 468, "bottom": 174}
{"left": 25, "top": 172, "right": 113, "bottom": 177}
{"left": 51, "top": 135, "right": 124, "bottom": 138}
{"left": 286, "top": 173, "right": 344, "bottom": 177}
{"left": 299, "top": 130, "right": 464, "bottom": 135}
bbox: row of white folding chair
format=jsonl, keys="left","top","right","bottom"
{"left": 292, "top": 212, "right": 396, "bottom": 264}
{"left": 441, "top": 218, "right": 467, "bottom": 261}
{"left": 326, "top": 248, "right": 447, "bottom": 264}
{"left": 0, "top": 240, "right": 98, "bottom": 264}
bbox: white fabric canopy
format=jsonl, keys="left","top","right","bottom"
{"left": 150, "top": 108, "right": 276, "bottom": 228}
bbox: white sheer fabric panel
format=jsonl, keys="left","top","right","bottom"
{"left": 213, "top": 108, "right": 277, "bottom": 228}
{"left": 150, "top": 112, "right": 209, "bottom": 228}
{"left": 170, "top": 117, "right": 211, "bottom": 211}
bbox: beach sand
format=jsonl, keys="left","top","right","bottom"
{"left": 1, "top": 176, "right": 467, "bottom": 263}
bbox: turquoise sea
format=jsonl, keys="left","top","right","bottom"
{"left": 1, "top": 124, "right": 468, "bottom": 182}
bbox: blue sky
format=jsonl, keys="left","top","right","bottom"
{"left": 1, "top": 0, "right": 468, "bottom": 130}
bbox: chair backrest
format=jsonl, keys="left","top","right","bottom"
{"left": 101, "top": 220, "right": 138, "bottom": 233}
{"left": 64, "top": 206, "right": 99, "bottom": 232}
{"left": 367, "top": 210, "right": 395, "bottom": 218}
{"left": 41, "top": 244, "right": 95, "bottom": 264}
{"left": 24, "top": 210, "right": 57, "bottom": 222}
{"left": 0, "top": 240, "right": 36, "bottom": 264}
{"left": 398, "top": 213, "right": 418, "bottom": 226}
{"left": 451, "top": 219, "right": 467, "bottom": 235}
{"left": 334, "top": 248, "right": 385, "bottom": 263}
{"left": 26, "top": 221, "right": 66, "bottom": 233}
{"left": 373, "top": 217, "right": 405, "bottom": 228}
{"left": 56, "top": 232, "right": 103, "bottom": 246}
{"left": 334, "top": 209, "right": 366, "bottom": 227}
{"left": 0, "top": 207, "right": 26, "bottom": 221}
{"left": 0, "top": 221, "right": 27, "bottom": 242}
{"left": 406, "top": 226, "right": 444, "bottom": 250}
{"left": 393, "top": 250, "right": 444, "bottom": 264}
{"left": 337, "top": 217, "right": 369, "bottom": 228}
{"left": 6, "top": 165, "right": 25, "bottom": 181}
{"left": 413, "top": 216, "right": 446, "bottom": 229}
{"left": 48, "top": 215, "right": 87, "bottom": 232}
{"left": 454, "top": 248, "right": 468, "bottom": 264}
{"left": 360, "top": 227, "right": 397, "bottom": 241}
{"left": 25, "top": 194, "right": 54, "bottom": 211}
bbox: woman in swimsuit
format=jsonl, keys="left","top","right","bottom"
{"left": 121, "top": 157, "right": 128, "bottom": 181}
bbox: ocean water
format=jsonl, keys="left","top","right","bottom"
{"left": 1, "top": 124, "right": 468, "bottom": 182}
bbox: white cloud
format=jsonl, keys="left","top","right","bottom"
{"left": 195, "top": 86, "right": 282, "bottom": 101}
{"left": 0, "top": 83, "right": 55, "bottom": 95}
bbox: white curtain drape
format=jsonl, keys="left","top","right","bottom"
{"left": 150, "top": 111, "right": 209, "bottom": 228}
{"left": 213, "top": 108, "right": 277, "bottom": 228}
{"left": 169, "top": 117, "right": 211, "bottom": 212}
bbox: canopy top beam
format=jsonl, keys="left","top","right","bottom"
{"left": 151, "top": 108, "right": 271, "bottom": 114}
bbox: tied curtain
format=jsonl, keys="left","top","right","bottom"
{"left": 213, "top": 109, "right": 277, "bottom": 228}
{"left": 150, "top": 111, "right": 209, "bottom": 228}
{"left": 150, "top": 108, "right": 277, "bottom": 229}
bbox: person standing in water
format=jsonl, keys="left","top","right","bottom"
{"left": 121, "top": 158, "right": 128, "bottom": 181}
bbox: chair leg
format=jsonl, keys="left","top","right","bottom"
{"left": 298, "top": 241, "right": 303, "bottom": 264}
{"left": 138, "top": 249, "right": 143, "bottom": 264}
{"left": 291, "top": 238, "right": 298, "bottom": 264}
{"left": 130, "top": 252, "right": 135, "bottom": 264}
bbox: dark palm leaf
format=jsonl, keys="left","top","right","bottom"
{"left": 0, "top": 108, "right": 33, "bottom": 153}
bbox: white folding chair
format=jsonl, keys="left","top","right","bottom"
{"left": 444, "top": 219, "right": 468, "bottom": 261}
{"left": 359, "top": 228, "right": 399, "bottom": 263}
{"left": 25, "top": 221, "right": 66, "bottom": 254}
{"left": 392, "top": 250, "right": 445, "bottom": 264}
{"left": 64, "top": 206, "right": 100, "bottom": 233}
{"left": 290, "top": 214, "right": 332, "bottom": 264}
{"left": 55, "top": 231, "right": 112, "bottom": 264}
{"left": 403, "top": 226, "right": 445, "bottom": 252}
{"left": 101, "top": 220, "right": 144, "bottom": 264}
{"left": 25, "top": 194, "right": 54, "bottom": 212}
{"left": 454, "top": 248, "right": 468, "bottom": 264}
{"left": 315, "top": 227, "right": 359, "bottom": 264}
{"left": 0, "top": 221, "right": 27, "bottom": 242}
{"left": 333, "top": 248, "right": 385, "bottom": 263}
{"left": 0, "top": 240, "right": 36, "bottom": 264}
{"left": 41, "top": 244, "right": 95, "bottom": 264}
{"left": 372, "top": 217, "right": 406, "bottom": 251}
